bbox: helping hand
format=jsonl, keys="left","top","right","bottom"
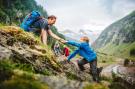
{"left": 59, "top": 39, "right": 68, "bottom": 44}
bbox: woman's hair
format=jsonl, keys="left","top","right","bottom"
{"left": 81, "top": 36, "right": 89, "bottom": 43}
{"left": 48, "top": 15, "right": 57, "bottom": 19}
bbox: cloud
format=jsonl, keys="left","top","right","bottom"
{"left": 98, "top": 0, "right": 135, "bottom": 20}
{"left": 35, "top": 0, "right": 135, "bottom": 41}
{"left": 36, "top": 0, "right": 113, "bottom": 31}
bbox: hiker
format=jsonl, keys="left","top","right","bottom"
{"left": 61, "top": 36, "right": 102, "bottom": 82}
{"left": 63, "top": 45, "right": 70, "bottom": 57}
{"left": 53, "top": 41, "right": 61, "bottom": 56}
{"left": 21, "top": 11, "right": 65, "bottom": 45}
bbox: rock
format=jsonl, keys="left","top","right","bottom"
{"left": 39, "top": 75, "right": 89, "bottom": 89}
{"left": 0, "top": 26, "right": 61, "bottom": 74}
{"left": 0, "top": 45, "right": 12, "bottom": 60}
{"left": 101, "top": 64, "right": 117, "bottom": 78}
{"left": 101, "top": 64, "right": 135, "bottom": 88}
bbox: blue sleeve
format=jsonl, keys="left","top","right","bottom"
{"left": 66, "top": 41, "right": 81, "bottom": 47}
{"left": 67, "top": 49, "right": 79, "bottom": 61}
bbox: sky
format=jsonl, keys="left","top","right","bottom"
{"left": 35, "top": 0, "right": 135, "bottom": 41}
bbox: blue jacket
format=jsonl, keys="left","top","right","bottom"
{"left": 66, "top": 41, "right": 97, "bottom": 62}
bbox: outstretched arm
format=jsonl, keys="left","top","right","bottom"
{"left": 66, "top": 41, "right": 81, "bottom": 47}
{"left": 67, "top": 49, "right": 79, "bottom": 61}
{"left": 47, "top": 29, "right": 63, "bottom": 41}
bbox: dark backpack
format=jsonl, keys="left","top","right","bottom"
{"left": 20, "top": 11, "right": 41, "bottom": 31}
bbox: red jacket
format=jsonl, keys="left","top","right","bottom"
{"left": 63, "top": 47, "right": 70, "bottom": 57}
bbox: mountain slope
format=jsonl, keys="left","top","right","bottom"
{"left": 93, "top": 11, "right": 135, "bottom": 60}
{"left": 0, "top": 26, "right": 93, "bottom": 89}
{"left": 0, "top": 0, "right": 48, "bottom": 24}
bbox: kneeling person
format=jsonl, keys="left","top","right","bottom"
{"left": 21, "top": 11, "right": 64, "bottom": 45}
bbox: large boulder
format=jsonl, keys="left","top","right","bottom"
{"left": 0, "top": 26, "right": 61, "bottom": 74}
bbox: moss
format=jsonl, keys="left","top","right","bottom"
{"left": 65, "top": 72, "right": 79, "bottom": 80}
{"left": 100, "top": 76, "right": 113, "bottom": 83}
{"left": 0, "top": 59, "right": 35, "bottom": 74}
{"left": 0, "top": 26, "right": 61, "bottom": 70}
{"left": 0, "top": 60, "right": 14, "bottom": 83}
{"left": 0, "top": 60, "right": 50, "bottom": 89}
{"left": 83, "top": 83, "right": 109, "bottom": 89}
{"left": 13, "top": 63, "right": 34, "bottom": 73}
{"left": 42, "top": 69, "right": 53, "bottom": 76}
{"left": 0, "top": 26, "right": 40, "bottom": 45}
{"left": 0, "top": 72, "right": 50, "bottom": 89}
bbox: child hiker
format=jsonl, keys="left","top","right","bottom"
{"left": 63, "top": 45, "right": 70, "bottom": 57}
{"left": 62, "top": 36, "right": 102, "bottom": 82}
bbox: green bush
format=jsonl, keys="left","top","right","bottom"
{"left": 130, "top": 48, "right": 135, "bottom": 56}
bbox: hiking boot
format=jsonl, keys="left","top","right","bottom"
{"left": 92, "top": 74, "right": 100, "bottom": 83}
{"left": 97, "top": 67, "right": 103, "bottom": 74}
{"left": 78, "top": 64, "right": 85, "bottom": 71}
{"left": 77, "top": 60, "right": 85, "bottom": 71}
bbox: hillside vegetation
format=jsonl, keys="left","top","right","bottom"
{"left": 93, "top": 11, "right": 135, "bottom": 60}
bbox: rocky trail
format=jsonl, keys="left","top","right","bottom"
{"left": 101, "top": 57, "right": 135, "bottom": 89}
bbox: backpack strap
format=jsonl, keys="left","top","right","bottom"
{"left": 30, "top": 16, "right": 43, "bottom": 26}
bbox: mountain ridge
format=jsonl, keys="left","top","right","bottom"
{"left": 93, "top": 10, "right": 135, "bottom": 60}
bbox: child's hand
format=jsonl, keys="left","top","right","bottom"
{"left": 60, "top": 39, "right": 68, "bottom": 44}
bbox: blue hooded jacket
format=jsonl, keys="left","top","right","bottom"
{"left": 66, "top": 41, "right": 97, "bottom": 62}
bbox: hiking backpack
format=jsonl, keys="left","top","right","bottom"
{"left": 20, "top": 11, "right": 41, "bottom": 31}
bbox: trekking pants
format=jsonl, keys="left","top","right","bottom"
{"left": 77, "top": 58, "right": 99, "bottom": 82}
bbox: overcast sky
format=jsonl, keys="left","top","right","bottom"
{"left": 35, "top": 0, "right": 135, "bottom": 33}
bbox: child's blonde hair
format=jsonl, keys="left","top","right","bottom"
{"left": 81, "top": 36, "right": 89, "bottom": 43}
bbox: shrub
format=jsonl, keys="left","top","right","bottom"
{"left": 130, "top": 48, "right": 135, "bottom": 56}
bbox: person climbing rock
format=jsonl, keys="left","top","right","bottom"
{"left": 61, "top": 36, "right": 102, "bottom": 83}
{"left": 21, "top": 11, "right": 65, "bottom": 45}
{"left": 63, "top": 45, "right": 70, "bottom": 57}
{"left": 53, "top": 41, "right": 61, "bottom": 56}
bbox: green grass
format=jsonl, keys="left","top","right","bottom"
{"left": 83, "top": 83, "right": 109, "bottom": 89}
{"left": 0, "top": 59, "right": 34, "bottom": 74}
{"left": 42, "top": 69, "right": 53, "bottom": 76}
{"left": 97, "top": 42, "right": 135, "bottom": 61}
{"left": 0, "top": 60, "right": 50, "bottom": 89}
{"left": 0, "top": 72, "right": 50, "bottom": 89}
{"left": 65, "top": 72, "right": 79, "bottom": 80}
{"left": 97, "top": 53, "right": 116, "bottom": 67}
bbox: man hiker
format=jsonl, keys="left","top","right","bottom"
{"left": 21, "top": 11, "right": 65, "bottom": 45}
{"left": 61, "top": 36, "right": 102, "bottom": 82}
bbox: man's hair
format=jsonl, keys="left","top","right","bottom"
{"left": 48, "top": 15, "right": 57, "bottom": 19}
{"left": 81, "top": 36, "right": 89, "bottom": 43}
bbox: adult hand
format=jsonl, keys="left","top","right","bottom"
{"left": 59, "top": 39, "right": 67, "bottom": 44}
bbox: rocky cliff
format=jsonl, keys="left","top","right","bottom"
{"left": 0, "top": 26, "right": 94, "bottom": 89}
{"left": 94, "top": 11, "right": 135, "bottom": 48}
{"left": 93, "top": 11, "right": 135, "bottom": 59}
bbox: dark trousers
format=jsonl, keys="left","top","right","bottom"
{"left": 78, "top": 58, "right": 99, "bottom": 82}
